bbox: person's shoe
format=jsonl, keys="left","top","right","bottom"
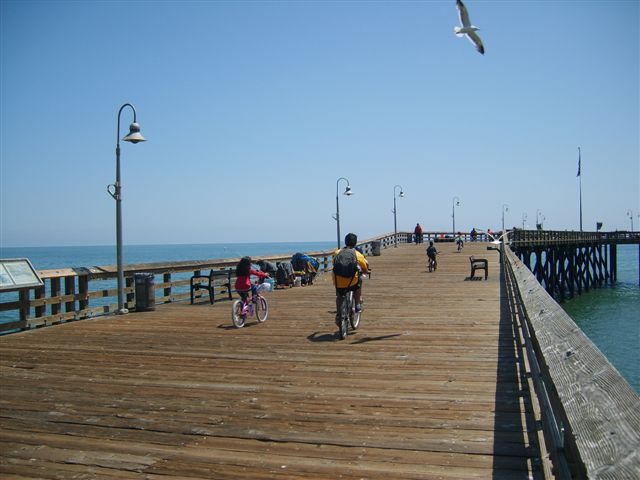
{"left": 355, "top": 304, "right": 362, "bottom": 313}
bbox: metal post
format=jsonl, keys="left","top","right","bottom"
{"left": 335, "top": 177, "right": 351, "bottom": 249}
{"left": 452, "top": 196, "right": 460, "bottom": 236}
{"left": 108, "top": 103, "right": 145, "bottom": 315}
{"left": 393, "top": 195, "right": 397, "bottom": 246}
{"left": 502, "top": 204, "right": 509, "bottom": 232}
{"left": 393, "top": 185, "right": 404, "bottom": 247}
{"left": 579, "top": 147, "right": 583, "bottom": 232}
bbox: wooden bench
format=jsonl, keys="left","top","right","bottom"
{"left": 190, "top": 269, "right": 233, "bottom": 304}
{"left": 469, "top": 256, "right": 488, "bottom": 280}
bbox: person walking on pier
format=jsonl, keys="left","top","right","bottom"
{"left": 333, "top": 233, "right": 369, "bottom": 325}
{"left": 414, "top": 223, "right": 423, "bottom": 243}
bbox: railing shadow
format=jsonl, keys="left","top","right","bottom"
{"left": 492, "top": 257, "right": 543, "bottom": 479}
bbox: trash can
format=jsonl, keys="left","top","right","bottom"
{"left": 134, "top": 273, "right": 155, "bottom": 311}
{"left": 371, "top": 240, "right": 382, "bottom": 256}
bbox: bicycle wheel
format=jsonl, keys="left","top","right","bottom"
{"left": 350, "top": 295, "right": 361, "bottom": 330}
{"left": 255, "top": 296, "right": 268, "bottom": 322}
{"left": 231, "top": 300, "right": 246, "bottom": 328}
{"left": 339, "top": 294, "right": 349, "bottom": 340}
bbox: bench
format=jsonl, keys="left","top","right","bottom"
{"left": 190, "top": 269, "right": 233, "bottom": 304}
{"left": 469, "top": 256, "right": 488, "bottom": 280}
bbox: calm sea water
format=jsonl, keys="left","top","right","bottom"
{"left": 561, "top": 244, "right": 639, "bottom": 394}
{"left": 0, "top": 241, "right": 337, "bottom": 271}
{"left": 1, "top": 242, "right": 638, "bottom": 392}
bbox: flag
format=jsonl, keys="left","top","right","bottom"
{"left": 577, "top": 147, "right": 581, "bottom": 177}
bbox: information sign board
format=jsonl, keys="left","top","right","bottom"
{"left": 0, "top": 259, "right": 44, "bottom": 292}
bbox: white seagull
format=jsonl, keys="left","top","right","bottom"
{"left": 454, "top": 0, "right": 485, "bottom": 55}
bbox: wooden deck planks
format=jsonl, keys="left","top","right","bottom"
{"left": 0, "top": 242, "right": 548, "bottom": 479}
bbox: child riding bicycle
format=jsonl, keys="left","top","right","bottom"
{"left": 332, "top": 233, "right": 370, "bottom": 325}
{"left": 234, "top": 256, "right": 269, "bottom": 302}
{"left": 426, "top": 241, "right": 438, "bottom": 271}
{"left": 455, "top": 232, "right": 464, "bottom": 251}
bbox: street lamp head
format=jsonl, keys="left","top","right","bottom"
{"left": 344, "top": 185, "right": 353, "bottom": 196}
{"left": 399, "top": 191, "right": 405, "bottom": 198}
{"left": 123, "top": 122, "right": 146, "bottom": 144}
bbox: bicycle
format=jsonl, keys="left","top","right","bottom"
{"left": 336, "top": 288, "right": 361, "bottom": 340}
{"left": 335, "top": 271, "right": 369, "bottom": 340}
{"left": 427, "top": 255, "right": 437, "bottom": 272}
{"left": 231, "top": 281, "right": 269, "bottom": 328}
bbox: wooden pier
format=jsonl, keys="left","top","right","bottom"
{"left": 0, "top": 242, "right": 554, "bottom": 479}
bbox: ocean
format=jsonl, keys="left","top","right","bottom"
{"left": 1, "top": 241, "right": 638, "bottom": 392}
{"left": 561, "top": 244, "right": 639, "bottom": 394}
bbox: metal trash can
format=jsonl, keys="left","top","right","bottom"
{"left": 134, "top": 273, "right": 155, "bottom": 311}
{"left": 371, "top": 240, "right": 382, "bottom": 256}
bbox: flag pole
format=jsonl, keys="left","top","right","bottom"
{"left": 578, "top": 147, "right": 583, "bottom": 232}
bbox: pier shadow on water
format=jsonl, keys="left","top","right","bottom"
{"left": 492, "top": 261, "right": 544, "bottom": 479}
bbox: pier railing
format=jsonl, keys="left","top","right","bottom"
{"left": 511, "top": 229, "right": 640, "bottom": 247}
{"left": 503, "top": 245, "right": 640, "bottom": 478}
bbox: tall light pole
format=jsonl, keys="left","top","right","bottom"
{"left": 107, "top": 103, "right": 146, "bottom": 315}
{"left": 522, "top": 212, "right": 527, "bottom": 230}
{"left": 334, "top": 177, "right": 353, "bottom": 248}
{"left": 627, "top": 210, "right": 635, "bottom": 231}
{"left": 393, "top": 185, "right": 404, "bottom": 247}
{"left": 501, "top": 204, "right": 509, "bottom": 232}
{"left": 452, "top": 196, "right": 460, "bottom": 236}
{"left": 536, "top": 209, "right": 545, "bottom": 230}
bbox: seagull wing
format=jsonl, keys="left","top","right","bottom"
{"left": 467, "top": 30, "right": 485, "bottom": 54}
{"left": 456, "top": 0, "right": 471, "bottom": 27}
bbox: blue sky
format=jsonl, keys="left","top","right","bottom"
{"left": 1, "top": 0, "right": 638, "bottom": 247}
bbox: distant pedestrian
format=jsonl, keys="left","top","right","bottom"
{"left": 414, "top": 223, "right": 423, "bottom": 244}
{"left": 470, "top": 228, "right": 477, "bottom": 242}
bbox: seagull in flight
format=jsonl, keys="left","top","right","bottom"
{"left": 454, "top": 0, "right": 485, "bottom": 55}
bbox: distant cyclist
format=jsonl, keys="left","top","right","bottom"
{"left": 426, "top": 241, "right": 438, "bottom": 271}
{"left": 332, "top": 233, "right": 370, "bottom": 325}
{"left": 455, "top": 232, "right": 464, "bottom": 251}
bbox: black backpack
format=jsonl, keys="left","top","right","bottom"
{"left": 333, "top": 248, "right": 358, "bottom": 277}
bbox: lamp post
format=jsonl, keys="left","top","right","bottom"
{"left": 522, "top": 212, "right": 527, "bottom": 230}
{"left": 536, "top": 209, "right": 545, "bottom": 230}
{"left": 501, "top": 204, "right": 509, "bottom": 232}
{"left": 393, "top": 185, "right": 404, "bottom": 247}
{"left": 627, "top": 210, "right": 635, "bottom": 231}
{"left": 452, "top": 196, "right": 460, "bottom": 236}
{"left": 334, "top": 177, "right": 353, "bottom": 248}
{"left": 107, "top": 103, "right": 146, "bottom": 315}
